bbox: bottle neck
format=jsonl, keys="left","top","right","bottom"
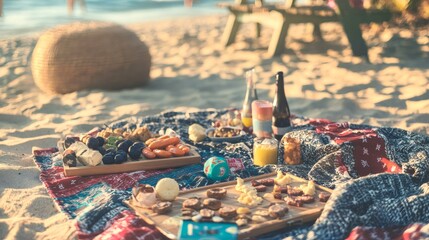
{"left": 276, "top": 78, "right": 285, "bottom": 99}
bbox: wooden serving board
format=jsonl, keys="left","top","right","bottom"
{"left": 126, "top": 172, "right": 333, "bottom": 239}
{"left": 63, "top": 148, "right": 201, "bottom": 177}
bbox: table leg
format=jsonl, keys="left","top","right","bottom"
{"left": 335, "top": 0, "right": 369, "bottom": 61}
{"left": 221, "top": 13, "right": 241, "bottom": 47}
{"left": 267, "top": 18, "right": 289, "bottom": 57}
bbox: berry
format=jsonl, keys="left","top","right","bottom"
{"left": 96, "top": 136, "right": 105, "bottom": 147}
{"left": 64, "top": 137, "right": 76, "bottom": 148}
{"left": 115, "top": 139, "right": 125, "bottom": 147}
{"left": 102, "top": 154, "right": 115, "bottom": 165}
{"left": 114, "top": 153, "right": 127, "bottom": 164}
{"left": 128, "top": 146, "right": 142, "bottom": 160}
{"left": 98, "top": 147, "right": 107, "bottom": 155}
{"left": 118, "top": 140, "right": 133, "bottom": 153}
{"left": 106, "top": 148, "right": 116, "bottom": 155}
{"left": 87, "top": 137, "right": 99, "bottom": 150}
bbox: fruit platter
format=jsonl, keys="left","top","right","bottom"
{"left": 126, "top": 171, "right": 333, "bottom": 239}
{"left": 59, "top": 126, "right": 201, "bottom": 177}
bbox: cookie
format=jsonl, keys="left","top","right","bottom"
{"left": 219, "top": 206, "right": 237, "bottom": 219}
{"left": 181, "top": 208, "right": 197, "bottom": 218}
{"left": 203, "top": 198, "right": 222, "bottom": 210}
{"left": 255, "top": 185, "right": 267, "bottom": 192}
{"left": 236, "top": 207, "right": 250, "bottom": 215}
{"left": 151, "top": 201, "right": 173, "bottom": 214}
{"left": 182, "top": 198, "right": 203, "bottom": 210}
{"left": 269, "top": 204, "right": 288, "bottom": 218}
{"left": 251, "top": 215, "right": 268, "bottom": 223}
{"left": 319, "top": 192, "right": 331, "bottom": 202}
{"left": 206, "top": 188, "right": 227, "bottom": 199}
{"left": 155, "top": 178, "right": 179, "bottom": 201}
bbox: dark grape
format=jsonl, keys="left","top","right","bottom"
{"left": 106, "top": 148, "right": 116, "bottom": 155}
{"left": 128, "top": 145, "right": 142, "bottom": 160}
{"left": 114, "top": 153, "right": 127, "bottom": 164}
{"left": 96, "top": 136, "right": 105, "bottom": 147}
{"left": 98, "top": 147, "right": 107, "bottom": 155}
{"left": 118, "top": 140, "right": 133, "bottom": 153}
{"left": 102, "top": 154, "right": 115, "bottom": 165}
{"left": 115, "top": 139, "right": 125, "bottom": 147}
{"left": 64, "top": 137, "right": 76, "bottom": 148}
{"left": 87, "top": 137, "right": 100, "bottom": 150}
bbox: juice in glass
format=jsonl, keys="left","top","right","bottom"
{"left": 253, "top": 137, "right": 278, "bottom": 166}
{"left": 241, "top": 117, "right": 253, "bottom": 128}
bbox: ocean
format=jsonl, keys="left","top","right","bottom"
{"left": 0, "top": 0, "right": 226, "bottom": 38}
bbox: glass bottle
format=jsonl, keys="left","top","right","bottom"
{"left": 241, "top": 69, "right": 258, "bottom": 128}
{"left": 272, "top": 71, "right": 291, "bottom": 141}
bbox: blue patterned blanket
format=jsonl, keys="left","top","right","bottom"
{"left": 32, "top": 109, "right": 429, "bottom": 239}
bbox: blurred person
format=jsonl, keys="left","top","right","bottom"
{"left": 68, "top": 0, "right": 86, "bottom": 14}
{"left": 184, "top": 0, "right": 193, "bottom": 7}
{"left": 0, "top": 0, "right": 3, "bottom": 17}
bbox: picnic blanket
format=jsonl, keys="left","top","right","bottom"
{"left": 32, "top": 109, "right": 429, "bottom": 240}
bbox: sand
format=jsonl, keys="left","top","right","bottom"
{"left": 0, "top": 14, "right": 428, "bottom": 239}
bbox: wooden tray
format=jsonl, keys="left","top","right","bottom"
{"left": 126, "top": 172, "right": 333, "bottom": 239}
{"left": 63, "top": 148, "right": 201, "bottom": 177}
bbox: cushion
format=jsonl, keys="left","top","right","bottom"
{"left": 31, "top": 22, "right": 151, "bottom": 94}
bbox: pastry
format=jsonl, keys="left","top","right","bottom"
{"left": 219, "top": 206, "right": 237, "bottom": 219}
{"left": 132, "top": 184, "right": 157, "bottom": 208}
{"left": 236, "top": 218, "right": 248, "bottom": 227}
{"left": 268, "top": 204, "right": 288, "bottom": 218}
{"left": 183, "top": 198, "right": 203, "bottom": 210}
{"left": 206, "top": 188, "right": 227, "bottom": 199}
{"left": 300, "top": 181, "right": 316, "bottom": 196}
{"left": 287, "top": 185, "right": 304, "bottom": 196}
{"left": 155, "top": 178, "right": 179, "bottom": 201}
{"left": 236, "top": 207, "right": 250, "bottom": 215}
{"left": 254, "top": 185, "right": 267, "bottom": 192}
{"left": 296, "top": 195, "right": 315, "bottom": 203}
{"left": 203, "top": 198, "right": 222, "bottom": 210}
{"left": 152, "top": 201, "right": 173, "bottom": 214}
{"left": 319, "top": 192, "right": 331, "bottom": 202}
{"left": 274, "top": 171, "right": 292, "bottom": 186}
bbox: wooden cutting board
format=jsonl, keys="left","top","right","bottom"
{"left": 62, "top": 146, "right": 201, "bottom": 177}
{"left": 126, "top": 172, "right": 333, "bottom": 239}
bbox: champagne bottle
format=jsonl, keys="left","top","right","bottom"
{"left": 241, "top": 69, "right": 258, "bottom": 128}
{"left": 272, "top": 71, "right": 291, "bottom": 141}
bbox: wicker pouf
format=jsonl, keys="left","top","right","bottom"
{"left": 31, "top": 22, "right": 151, "bottom": 94}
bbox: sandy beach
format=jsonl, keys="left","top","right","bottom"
{"left": 0, "top": 14, "right": 428, "bottom": 239}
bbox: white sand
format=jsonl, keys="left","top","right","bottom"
{"left": 0, "top": 14, "right": 428, "bottom": 239}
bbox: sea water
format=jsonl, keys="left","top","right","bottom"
{"left": 0, "top": 0, "right": 226, "bottom": 38}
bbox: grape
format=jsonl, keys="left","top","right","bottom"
{"left": 87, "top": 137, "right": 99, "bottom": 150}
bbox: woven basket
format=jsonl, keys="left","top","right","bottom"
{"left": 31, "top": 22, "right": 151, "bottom": 94}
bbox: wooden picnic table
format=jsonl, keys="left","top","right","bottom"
{"left": 219, "top": 0, "right": 392, "bottom": 60}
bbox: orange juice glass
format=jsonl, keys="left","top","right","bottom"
{"left": 253, "top": 137, "right": 278, "bottom": 166}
